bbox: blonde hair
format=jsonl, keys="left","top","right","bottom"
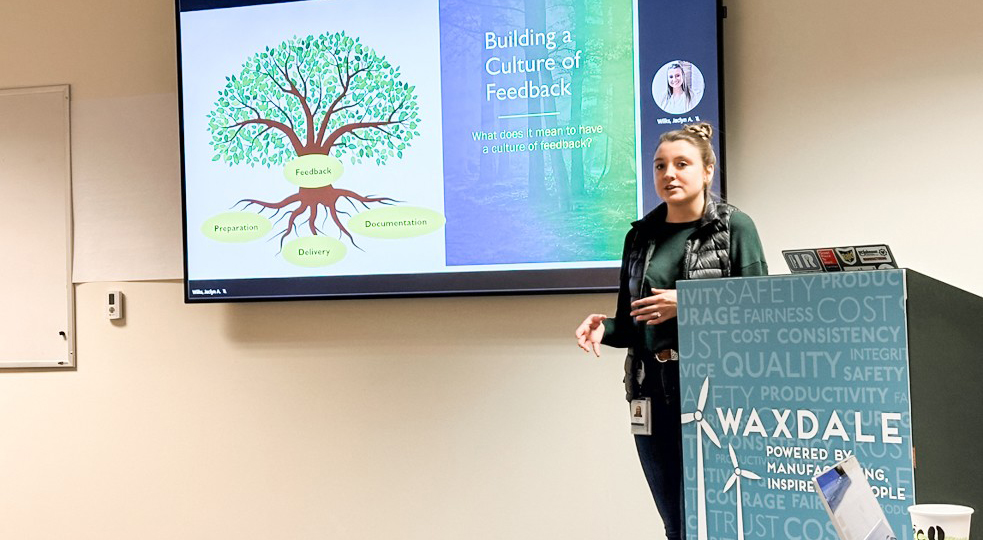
{"left": 657, "top": 122, "right": 717, "bottom": 203}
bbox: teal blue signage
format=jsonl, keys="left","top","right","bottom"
{"left": 677, "top": 270, "right": 914, "bottom": 540}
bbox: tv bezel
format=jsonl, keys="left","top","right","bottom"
{"left": 175, "top": 0, "right": 727, "bottom": 303}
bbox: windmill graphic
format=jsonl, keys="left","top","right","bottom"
{"left": 723, "top": 443, "right": 762, "bottom": 540}
{"left": 681, "top": 376, "right": 721, "bottom": 540}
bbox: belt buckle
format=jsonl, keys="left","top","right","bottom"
{"left": 655, "top": 349, "right": 678, "bottom": 363}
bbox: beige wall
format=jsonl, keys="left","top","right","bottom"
{"left": 726, "top": 1, "right": 983, "bottom": 294}
{"left": 1, "top": 1, "right": 982, "bottom": 539}
{"left": 2, "top": 284, "right": 638, "bottom": 539}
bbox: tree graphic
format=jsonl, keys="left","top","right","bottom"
{"left": 207, "top": 32, "right": 421, "bottom": 247}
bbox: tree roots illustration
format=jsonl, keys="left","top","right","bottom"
{"left": 233, "top": 186, "right": 397, "bottom": 250}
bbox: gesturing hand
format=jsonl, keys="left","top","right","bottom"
{"left": 575, "top": 314, "right": 607, "bottom": 357}
{"left": 630, "top": 288, "right": 677, "bottom": 325}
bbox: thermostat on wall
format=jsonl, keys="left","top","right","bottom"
{"left": 107, "top": 291, "right": 123, "bottom": 320}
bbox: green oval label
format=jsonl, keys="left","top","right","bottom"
{"left": 282, "top": 236, "right": 347, "bottom": 267}
{"left": 283, "top": 154, "right": 344, "bottom": 188}
{"left": 201, "top": 212, "right": 271, "bottom": 242}
{"left": 348, "top": 206, "right": 446, "bottom": 239}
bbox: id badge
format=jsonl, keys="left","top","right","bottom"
{"left": 630, "top": 398, "right": 652, "bottom": 436}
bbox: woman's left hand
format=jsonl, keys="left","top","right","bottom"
{"left": 630, "top": 288, "right": 677, "bottom": 325}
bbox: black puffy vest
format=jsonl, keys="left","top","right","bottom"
{"left": 622, "top": 199, "right": 735, "bottom": 400}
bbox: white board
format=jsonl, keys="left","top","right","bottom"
{"left": 0, "top": 85, "right": 75, "bottom": 368}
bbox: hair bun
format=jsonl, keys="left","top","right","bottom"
{"left": 684, "top": 122, "right": 713, "bottom": 141}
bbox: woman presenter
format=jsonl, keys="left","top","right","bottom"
{"left": 574, "top": 123, "right": 767, "bottom": 540}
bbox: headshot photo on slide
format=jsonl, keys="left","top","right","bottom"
{"left": 652, "top": 60, "right": 705, "bottom": 115}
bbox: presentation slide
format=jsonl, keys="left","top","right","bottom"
{"left": 178, "top": 0, "right": 722, "bottom": 301}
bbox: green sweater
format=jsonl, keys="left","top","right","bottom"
{"left": 603, "top": 209, "right": 767, "bottom": 354}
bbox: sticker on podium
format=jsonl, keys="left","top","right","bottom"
{"left": 784, "top": 244, "right": 897, "bottom": 274}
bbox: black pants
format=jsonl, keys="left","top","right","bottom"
{"left": 633, "top": 360, "right": 685, "bottom": 540}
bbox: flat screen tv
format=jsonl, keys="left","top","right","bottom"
{"left": 177, "top": 0, "right": 725, "bottom": 301}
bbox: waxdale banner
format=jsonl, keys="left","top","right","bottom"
{"left": 677, "top": 270, "right": 914, "bottom": 540}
